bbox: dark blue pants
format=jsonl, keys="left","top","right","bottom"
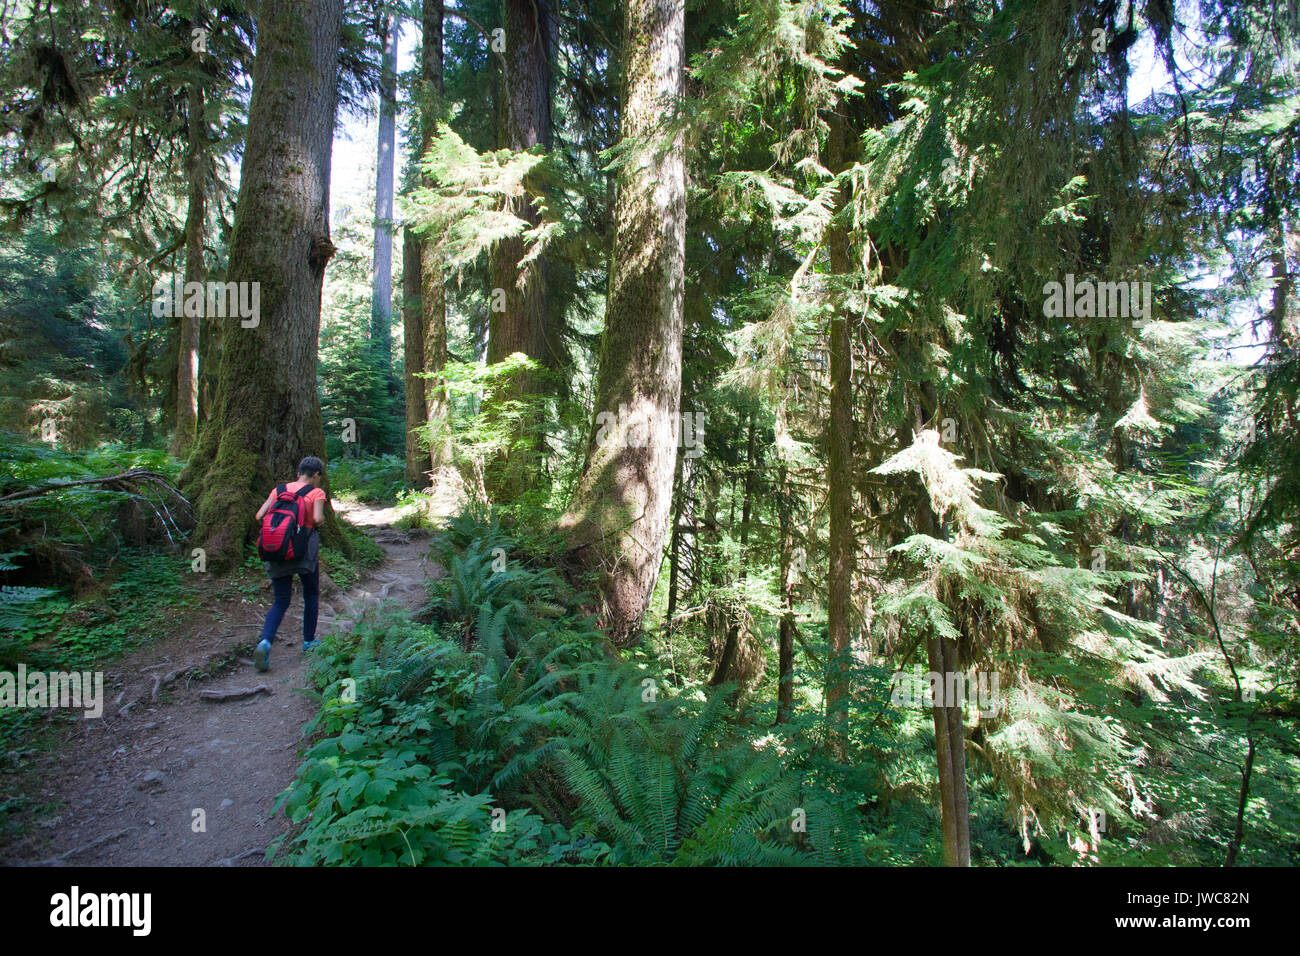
{"left": 259, "top": 569, "right": 319, "bottom": 646}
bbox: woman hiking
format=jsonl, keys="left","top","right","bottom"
{"left": 252, "top": 456, "right": 328, "bottom": 672}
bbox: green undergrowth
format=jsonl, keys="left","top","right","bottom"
{"left": 0, "top": 435, "right": 385, "bottom": 740}
{"left": 328, "top": 454, "right": 407, "bottom": 505}
{"left": 272, "top": 507, "right": 893, "bottom": 866}
{"left": 0, "top": 549, "right": 197, "bottom": 747}
{"left": 1, "top": 438, "right": 191, "bottom": 655}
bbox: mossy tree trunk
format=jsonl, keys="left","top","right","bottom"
{"left": 560, "top": 0, "right": 686, "bottom": 645}
{"left": 185, "top": 0, "right": 346, "bottom": 570}
{"left": 485, "top": 0, "right": 552, "bottom": 498}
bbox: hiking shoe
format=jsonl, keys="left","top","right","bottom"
{"left": 303, "top": 639, "right": 321, "bottom": 653}
{"left": 254, "top": 639, "right": 271, "bottom": 672}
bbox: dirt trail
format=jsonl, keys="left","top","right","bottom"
{"left": 1, "top": 502, "right": 436, "bottom": 866}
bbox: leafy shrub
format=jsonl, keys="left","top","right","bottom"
{"left": 328, "top": 454, "right": 407, "bottom": 504}
{"left": 0, "top": 436, "right": 189, "bottom": 593}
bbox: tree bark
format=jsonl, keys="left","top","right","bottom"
{"left": 926, "top": 628, "right": 971, "bottom": 866}
{"left": 485, "top": 0, "right": 552, "bottom": 498}
{"left": 371, "top": 9, "right": 397, "bottom": 374}
{"left": 776, "top": 465, "right": 798, "bottom": 725}
{"left": 1265, "top": 162, "right": 1299, "bottom": 355}
{"left": 739, "top": 410, "right": 757, "bottom": 546}
{"left": 402, "top": 228, "right": 430, "bottom": 484}
{"left": 665, "top": 452, "right": 684, "bottom": 643}
{"left": 914, "top": 395, "right": 971, "bottom": 867}
{"left": 171, "top": 70, "right": 207, "bottom": 456}
{"left": 185, "top": 0, "right": 345, "bottom": 570}
{"left": 1225, "top": 734, "right": 1257, "bottom": 867}
{"left": 419, "top": 0, "right": 451, "bottom": 472}
{"left": 197, "top": 294, "right": 221, "bottom": 425}
{"left": 559, "top": 0, "right": 686, "bottom": 645}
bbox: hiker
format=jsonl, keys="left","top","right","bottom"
{"left": 252, "top": 456, "right": 328, "bottom": 671}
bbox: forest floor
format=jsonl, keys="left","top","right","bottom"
{"left": 0, "top": 501, "right": 438, "bottom": 866}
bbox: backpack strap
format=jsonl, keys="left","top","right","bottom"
{"left": 274, "top": 483, "right": 309, "bottom": 500}
{"left": 282, "top": 483, "right": 312, "bottom": 524}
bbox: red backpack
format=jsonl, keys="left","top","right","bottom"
{"left": 257, "top": 484, "right": 311, "bottom": 561}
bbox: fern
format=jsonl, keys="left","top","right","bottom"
{"left": 282, "top": 507, "right": 877, "bottom": 866}
{"left": 0, "top": 584, "right": 57, "bottom": 633}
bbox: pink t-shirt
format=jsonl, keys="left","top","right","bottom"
{"left": 280, "top": 480, "right": 327, "bottom": 528}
